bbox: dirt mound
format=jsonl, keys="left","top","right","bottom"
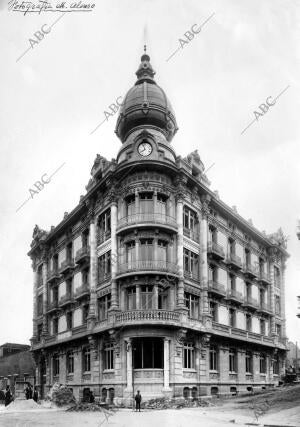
{"left": 142, "top": 397, "right": 212, "bottom": 410}
{"left": 6, "top": 399, "right": 40, "bottom": 411}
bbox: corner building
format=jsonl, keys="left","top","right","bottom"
{"left": 29, "top": 51, "right": 289, "bottom": 403}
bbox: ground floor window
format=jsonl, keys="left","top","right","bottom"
{"left": 229, "top": 348, "right": 237, "bottom": 373}
{"left": 66, "top": 351, "right": 74, "bottom": 374}
{"left": 209, "top": 345, "right": 218, "bottom": 371}
{"left": 83, "top": 348, "right": 91, "bottom": 372}
{"left": 245, "top": 351, "right": 253, "bottom": 374}
{"left": 53, "top": 354, "right": 60, "bottom": 376}
{"left": 133, "top": 337, "right": 163, "bottom": 369}
{"left": 260, "top": 353, "right": 267, "bottom": 373}
{"left": 104, "top": 343, "right": 114, "bottom": 370}
{"left": 273, "top": 355, "right": 280, "bottom": 375}
{"left": 183, "top": 343, "right": 195, "bottom": 369}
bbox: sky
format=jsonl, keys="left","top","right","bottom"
{"left": 0, "top": 0, "right": 299, "bottom": 344}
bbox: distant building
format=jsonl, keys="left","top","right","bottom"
{"left": 286, "top": 341, "right": 300, "bottom": 370}
{"left": 29, "top": 50, "right": 289, "bottom": 403}
{"left": 0, "top": 343, "right": 35, "bottom": 393}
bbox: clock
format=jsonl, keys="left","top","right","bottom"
{"left": 138, "top": 142, "right": 152, "bottom": 157}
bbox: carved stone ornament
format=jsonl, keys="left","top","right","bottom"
{"left": 269, "top": 227, "right": 288, "bottom": 250}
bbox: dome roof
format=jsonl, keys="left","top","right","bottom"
{"left": 115, "top": 49, "right": 178, "bottom": 143}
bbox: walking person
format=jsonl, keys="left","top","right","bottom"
{"left": 25, "top": 385, "right": 30, "bottom": 400}
{"left": 4, "top": 385, "right": 12, "bottom": 407}
{"left": 134, "top": 390, "right": 142, "bottom": 412}
{"left": 33, "top": 386, "right": 38, "bottom": 403}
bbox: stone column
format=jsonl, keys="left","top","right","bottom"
{"left": 237, "top": 349, "right": 246, "bottom": 383}
{"left": 176, "top": 197, "right": 185, "bottom": 309}
{"left": 125, "top": 339, "right": 133, "bottom": 391}
{"left": 153, "top": 190, "right": 158, "bottom": 216}
{"left": 88, "top": 217, "right": 97, "bottom": 325}
{"left": 32, "top": 262, "right": 38, "bottom": 339}
{"left": 200, "top": 198, "right": 210, "bottom": 316}
{"left": 110, "top": 201, "right": 118, "bottom": 309}
{"left": 153, "top": 284, "right": 158, "bottom": 310}
{"left": 42, "top": 260, "right": 48, "bottom": 336}
{"left": 135, "top": 190, "right": 139, "bottom": 214}
{"left": 163, "top": 338, "right": 171, "bottom": 390}
{"left": 136, "top": 285, "right": 141, "bottom": 310}
{"left": 121, "top": 287, "right": 126, "bottom": 311}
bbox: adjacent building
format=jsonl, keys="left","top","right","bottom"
{"left": 29, "top": 50, "right": 289, "bottom": 403}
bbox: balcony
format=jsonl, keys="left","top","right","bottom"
{"left": 74, "top": 284, "right": 90, "bottom": 300}
{"left": 47, "top": 269, "right": 60, "bottom": 283}
{"left": 226, "top": 253, "right": 242, "bottom": 270}
{"left": 226, "top": 289, "right": 244, "bottom": 304}
{"left": 258, "top": 271, "right": 271, "bottom": 285}
{"left": 243, "top": 296, "right": 259, "bottom": 310}
{"left": 97, "top": 231, "right": 111, "bottom": 245}
{"left": 115, "top": 310, "right": 180, "bottom": 324}
{"left": 243, "top": 264, "right": 258, "bottom": 279}
{"left": 59, "top": 259, "right": 75, "bottom": 275}
{"left": 183, "top": 227, "right": 199, "bottom": 242}
{"left": 47, "top": 300, "right": 59, "bottom": 313}
{"left": 117, "top": 213, "right": 178, "bottom": 233}
{"left": 117, "top": 260, "right": 179, "bottom": 277}
{"left": 59, "top": 293, "right": 74, "bottom": 308}
{"left": 207, "top": 242, "right": 225, "bottom": 260}
{"left": 75, "top": 246, "right": 90, "bottom": 265}
{"left": 208, "top": 280, "right": 226, "bottom": 297}
{"left": 258, "top": 302, "right": 272, "bottom": 315}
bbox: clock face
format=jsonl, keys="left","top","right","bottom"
{"left": 138, "top": 142, "right": 152, "bottom": 157}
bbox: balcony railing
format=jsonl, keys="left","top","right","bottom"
{"left": 208, "top": 280, "right": 226, "bottom": 297}
{"left": 243, "top": 296, "right": 259, "bottom": 310}
{"left": 59, "top": 293, "right": 74, "bottom": 307}
{"left": 259, "top": 271, "right": 271, "bottom": 285}
{"left": 117, "top": 213, "right": 178, "bottom": 232}
{"left": 115, "top": 310, "right": 180, "bottom": 323}
{"left": 243, "top": 264, "right": 258, "bottom": 279}
{"left": 97, "top": 230, "right": 111, "bottom": 245}
{"left": 258, "top": 302, "right": 272, "bottom": 314}
{"left": 226, "top": 289, "right": 243, "bottom": 303}
{"left": 47, "top": 300, "right": 59, "bottom": 313}
{"left": 75, "top": 246, "right": 90, "bottom": 264}
{"left": 184, "top": 270, "right": 199, "bottom": 281}
{"left": 207, "top": 242, "right": 225, "bottom": 260}
{"left": 226, "top": 253, "right": 242, "bottom": 269}
{"left": 117, "top": 260, "right": 179, "bottom": 276}
{"left": 47, "top": 269, "right": 60, "bottom": 283}
{"left": 59, "top": 259, "right": 75, "bottom": 275}
{"left": 74, "top": 284, "right": 90, "bottom": 299}
{"left": 183, "top": 227, "right": 200, "bottom": 242}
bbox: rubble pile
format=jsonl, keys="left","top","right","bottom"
{"left": 142, "top": 397, "right": 211, "bottom": 410}
{"left": 46, "top": 383, "right": 76, "bottom": 407}
{"left": 67, "top": 402, "right": 117, "bottom": 417}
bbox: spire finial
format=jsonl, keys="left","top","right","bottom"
{"left": 144, "top": 44, "right": 147, "bottom": 53}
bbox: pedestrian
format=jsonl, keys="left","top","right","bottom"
{"left": 28, "top": 384, "right": 33, "bottom": 399}
{"left": 134, "top": 390, "right": 142, "bottom": 412}
{"left": 33, "top": 386, "right": 38, "bottom": 403}
{"left": 89, "top": 390, "right": 95, "bottom": 403}
{"left": 4, "top": 385, "right": 12, "bottom": 407}
{"left": 25, "top": 385, "right": 30, "bottom": 400}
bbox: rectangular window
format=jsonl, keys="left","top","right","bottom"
{"left": 210, "top": 301, "right": 218, "bottom": 322}
{"left": 157, "top": 193, "right": 167, "bottom": 215}
{"left": 37, "top": 324, "right": 43, "bottom": 341}
{"left": 53, "top": 354, "right": 60, "bottom": 376}
{"left": 82, "top": 304, "right": 89, "bottom": 324}
{"left": 127, "top": 287, "right": 136, "bottom": 310}
{"left": 37, "top": 265, "right": 43, "bottom": 287}
{"left": 246, "top": 314, "right": 252, "bottom": 332}
{"left": 98, "top": 251, "right": 111, "bottom": 282}
{"left": 67, "top": 311, "right": 73, "bottom": 330}
{"left": 276, "top": 324, "right": 282, "bottom": 337}
{"left": 209, "top": 225, "right": 217, "bottom": 243}
{"left": 98, "top": 294, "right": 111, "bottom": 321}
{"left": 126, "top": 241, "right": 136, "bottom": 267}
{"left": 260, "top": 354, "right": 266, "bottom": 373}
{"left": 260, "top": 319, "right": 266, "bottom": 335}
{"left": 274, "top": 266, "right": 281, "bottom": 288}
{"left": 67, "top": 351, "right": 74, "bottom": 374}
{"left": 67, "top": 242, "right": 73, "bottom": 262}
{"left": 273, "top": 355, "right": 280, "bottom": 375}
{"left": 183, "top": 249, "right": 199, "bottom": 279}
{"left": 245, "top": 351, "right": 253, "bottom": 374}
{"left": 140, "top": 238, "right": 154, "bottom": 260}
{"left": 83, "top": 348, "right": 91, "bottom": 372}
{"left": 183, "top": 343, "right": 195, "bottom": 369}
{"left": 158, "top": 289, "right": 168, "bottom": 310}
{"left": 157, "top": 240, "right": 167, "bottom": 262}
{"left": 133, "top": 338, "right": 163, "bottom": 369}
{"left": 82, "top": 229, "right": 89, "bottom": 248}
{"left": 184, "top": 292, "right": 199, "bottom": 319}
{"left": 229, "top": 274, "right": 236, "bottom": 291}
{"left": 229, "top": 348, "right": 237, "bottom": 373}
{"left": 126, "top": 194, "right": 135, "bottom": 216}
{"left": 98, "top": 209, "right": 111, "bottom": 243}
{"left": 141, "top": 285, "right": 153, "bottom": 309}
{"left": 209, "top": 346, "right": 218, "bottom": 371}
{"left": 229, "top": 308, "right": 236, "bottom": 328}
{"left": 139, "top": 192, "right": 154, "bottom": 214}
{"left": 183, "top": 206, "right": 198, "bottom": 231}
{"left": 275, "top": 295, "right": 281, "bottom": 315}
{"left": 104, "top": 343, "right": 114, "bottom": 370}
{"left": 209, "top": 264, "right": 218, "bottom": 282}
{"left": 228, "top": 238, "right": 235, "bottom": 256}
{"left": 37, "top": 294, "right": 43, "bottom": 316}
{"left": 245, "top": 248, "right": 251, "bottom": 266}
{"left": 53, "top": 318, "right": 58, "bottom": 334}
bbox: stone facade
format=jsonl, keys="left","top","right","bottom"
{"left": 29, "top": 51, "right": 288, "bottom": 403}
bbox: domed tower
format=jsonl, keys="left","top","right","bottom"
{"left": 115, "top": 48, "right": 178, "bottom": 166}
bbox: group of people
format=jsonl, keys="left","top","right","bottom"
{"left": 25, "top": 384, "right": 38, "bottom": 402}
